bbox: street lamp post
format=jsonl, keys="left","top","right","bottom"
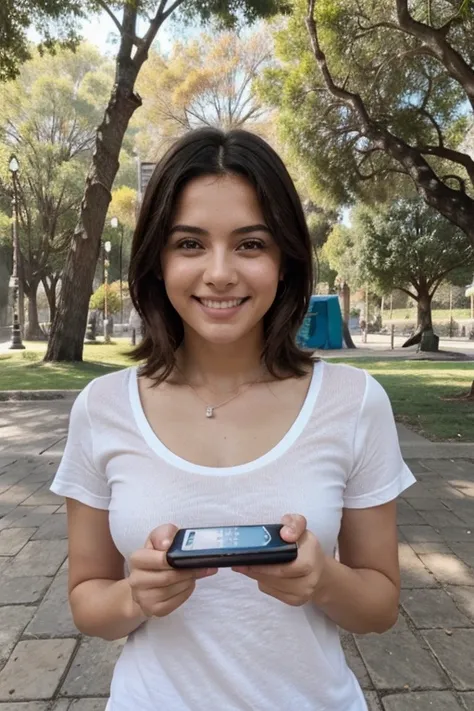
{"left": 110, "top": 217, "right": 124, "bottom": 329}
{"left": 8, "top": 156, "right": 25, "bottom": 350}
{"left": 103, "top": 240, "right": 111, "bottom": 344}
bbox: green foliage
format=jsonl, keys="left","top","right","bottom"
{"left": 322, "top": 223, "right": 361, "bottom": 288}
{"left": 89, "top": 281, "right": 122, "bottom": 314}
{"left": 0, "top": 44, "right": 116, "bottom": 295}
{"left": 258, "top": 0, "right": 474, "bottom": 206}
{"left": 353, "top": 198, "right": 474, "bottom": 296}
{"left": 0, "top": 0, "right": 85, "bottom": 82}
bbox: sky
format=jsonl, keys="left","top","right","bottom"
{"left": 28, "top": 8, "right": 183, "bottom": 56}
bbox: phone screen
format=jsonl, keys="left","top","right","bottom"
{"left": 182, "top": 526, "right": 272, "bottom": 551}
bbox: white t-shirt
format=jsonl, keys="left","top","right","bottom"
{"left": 50, "top": 361, "right": 415, "bottom": 711}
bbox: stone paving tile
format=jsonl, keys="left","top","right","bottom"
{"left": 55, "top": 504, "right": 67, "bottom": 514}
{"left": 24, "top": 573, "right": 78, "bottom": 639}
{"left": 399, "top": 525, "right": 443, "bottom": 543}
{"left": 365, "top": 691, "right": 383, "bottom": 710}
{"left": 354, "top": 617, "right": 448, "bottom": 691}
{"left": 420, "top": 510, "right": 468, "bottom": 528}
{"left": 381, "top": 691, "right": 464, "bottom": 710}
{"left": 0, "top": 638, "right": 77, "bottom": 701}
{"left": 445, "top": 587, "right": 474, "bottom": 622}
{"left": 409, "top": 497, "right": 452, "bottom": 511}
{"left": 408, "top": 542, "right": 453, "bottom": 554}
{"left": 2, "top": 540, "right": 67, "bottom": 578}
{"left": 0, "top": 506, "right": 60, "bottom": 532}
{"left": 430, "top": 486, "right": 469, "bottom": 501}
{"left": 423, "top": 460, "right": 469, "bottom": 476}
{"left": 31, "top": 515, "right": 67, "bottom": 541}
{"left": 419, "top": 553, "right": 474, "bottom": 586}
{"left": 423, "top": 629, "right": 474, "bottom": 690}
{"left": 0, "top": 482, "right": 45, "bottom": 509}
{"left": 0, "top": 606, "right": 36, "bottom": 667}
{"left": 461, "top": 692, "right": 474, "bottom": 710}
{"left": 59, "top": 638, "right": 124, "bottom": 697}
{"left": 0, "top": 576, "right": 52, "bottom": 606}
{"left": 401, "top": 482, "right": 437, "bottom": 499}
{"left": 438, "top": 528, "right": 474, "bottom": 543}
{"left": 400, "top": 588, "right": 472, "bottom": 629}
{"left": 0, "top": 528, "right": 36, "bottom": 556}
{"left": 21, "top": 484, "right": 62, "bottom": 507}
{"left": 398, "top": 543, "right": 438, "bottom": 588}
{"left": 396, "top": 503, "right": 425, "bottom": 526}
{"left": 0, "top": 469, "right": 31, "bottom": 495}
{"left": 341, "top": 632, "right": 373, "bottom": 689}
{"left": 0, "top": 704, "right": 49, "bottom": 710}
{"left": 67, "top": 700, "right": 108, "bottom": 711}
{"left": 448, "top": 543, "right": 474, "bottom": 568}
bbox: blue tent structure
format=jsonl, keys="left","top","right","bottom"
{"left": 296, "top": 295, "right": 343, "bottom": 350}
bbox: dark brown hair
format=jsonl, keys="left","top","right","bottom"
{"left": 129, "top": 127, "right": 314, "bottom": 382}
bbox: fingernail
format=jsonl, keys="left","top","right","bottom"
{"left": 161, "top": 539, "right": 170, "bottom": 548}
{"left": 206, "top": 568, "right": 218, "bottom": 575}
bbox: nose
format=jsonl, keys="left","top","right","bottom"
{"left": 202, "top": 247, "right": 238, "bottom": 288}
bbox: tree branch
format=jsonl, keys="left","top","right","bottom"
{"left": 398, "top": 286, "right": 419, "bottom": 301}
{"left": 95, "top": 0, "right": 123, "bottom": 36}
{"left": 441, "top": 174, "right": 466, "bottom": 192}
{"left": 419, "top": 144, "right": 474, "bottom": 184}
{"left": 395, "top": 0, "right": 474, "bottom": 111}
{"left": 305, "top": 0, "right": 474, "bottom": 242}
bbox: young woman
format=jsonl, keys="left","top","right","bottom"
{"left": 51, "top": 128, "right": 415, "bottom": 711}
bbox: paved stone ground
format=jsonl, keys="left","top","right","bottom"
{"left": 0, "top": 401, "right": 473, "bottom": 710}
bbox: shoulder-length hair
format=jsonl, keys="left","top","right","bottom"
{"left": 129, "top": 127, "right": 314, "bottom": 382}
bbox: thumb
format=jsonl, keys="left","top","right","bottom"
{"left": 147, "top": 523, "right": 179, "bottom": 551}
{"left": 280, "top": 514, "right": 307, "bottom": 542}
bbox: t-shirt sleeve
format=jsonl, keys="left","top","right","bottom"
{"left": 343, "top": 372, "right": 416, "bottom": 508}
{"left": 50, "top": 384, "right": 111, "bottom": 510}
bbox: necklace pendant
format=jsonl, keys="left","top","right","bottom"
{"left": 206, "top": 406, "right": 214, "bottom": 418}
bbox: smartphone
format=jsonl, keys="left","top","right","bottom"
{"left": 166, "top": 524, "right": 298, "bottom": 569}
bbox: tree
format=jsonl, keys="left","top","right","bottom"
{"left": 0, "top": 0, "right": 84, "bottom": 82}
{"left": 353, "top": 197, "right": 474, "bottom": 348}
{"left": 0, "top": 45, "right": 113, "bottom": 339}
{"left": 44, "top": 0, "right": 288, "bottom": 363}
{"left": 134, "top": 28, "right": 274, "bottom": 157}
{"left": 90, "top": 281, "right": 121, "bottom": 315}
{"left": 258, "top": 0, "right": 474, "bottom": 239}
{"left": 321, "top": 222, "right": 359, "bottom": 347}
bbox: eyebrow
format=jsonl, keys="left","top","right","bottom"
{"left": 168, "top": 224, "right": 271, "bottom": 237}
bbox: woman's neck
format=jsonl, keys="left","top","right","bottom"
{"left": 175, "top": 332, "right": 267, "bottom": 392}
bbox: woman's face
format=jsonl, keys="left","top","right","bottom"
{"left": 161, "top": 173, "right": 282, "bottom": 347}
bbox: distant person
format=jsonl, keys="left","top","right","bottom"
{"left": 51, "top": 128, "right": 415, "bottom": 711}
{"left": 128, "top": 306, "right": 142, "bottom": 345}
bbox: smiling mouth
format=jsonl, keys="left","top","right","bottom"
{"left": 193, "top": 297, "right": 250, "bottom": 310}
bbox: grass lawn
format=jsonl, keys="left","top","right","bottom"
{"left": 0, "top": 342, "right": 473, "bottom": 442}
{"left": 330, "top": 358, "right": 474, "bottom": 442}
{"left": 0, "top": 339, "right": 134, "bottom": 391}
{"left": 384, "top": 307, "right": 472, "bottom": 322}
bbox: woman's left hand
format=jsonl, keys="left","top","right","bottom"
{"left": 232, "top": 514, "right": 328, "bottom": 607}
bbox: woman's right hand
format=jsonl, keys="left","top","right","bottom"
{"left": 128, "top": 524, "right": 217, "bottom": 618}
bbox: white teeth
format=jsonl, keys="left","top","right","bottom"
{"left": 200, "top": 299, "right": 245, "bottom": 309}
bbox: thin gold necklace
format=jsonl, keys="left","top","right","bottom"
{"left": 176, "top": 367, "right": 265, "bottom": 419}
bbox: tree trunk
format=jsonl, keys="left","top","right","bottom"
{"left": 341, "top": 283, "right": 356, "bottom": 348}
{"left": 25, "top": 282, "right": 44, "bottom": 340}
{"left": 417, "top": 290, "right": 433, "bottom": 331}
{"left": 402, "top": 288, "right": 436, "bottom": 349}
{"left": 44, "top": 84, "right": 141, "bottom": 362}
{"left": 42, "top": 275, "right": 59, "bottom": 326}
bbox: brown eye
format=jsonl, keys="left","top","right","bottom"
{"left": 238, "top": 239, "right": 266, "bottom": 251}
{"left": 178, "top": 239, "right": 202, "bottom": 250}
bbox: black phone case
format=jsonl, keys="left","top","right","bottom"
{"left": 166, "top": 524, "right": 298, "bottom": 569}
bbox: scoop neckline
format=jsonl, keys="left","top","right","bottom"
{"left": 128, "top": 360, "right": 324, "bottom": 476}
